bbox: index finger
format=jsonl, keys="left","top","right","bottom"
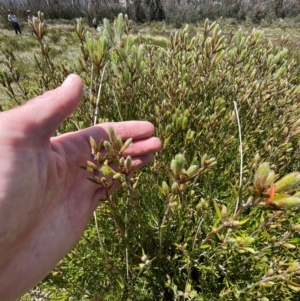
{"left": 51, "top": 121, "right": 160, "bottom": 163}
{"left": 96, "top": 121, "right": 155, "bottom": 140}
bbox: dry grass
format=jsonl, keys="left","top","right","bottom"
{"left": 0, "top": 22, "right": 81, "bottom": 107}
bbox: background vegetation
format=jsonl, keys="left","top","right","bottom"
{"left": 1, "top": 0, "right": 300, "bottom": 26}
{"left": 1, "top": 6, "right": 300, "bottom": 301}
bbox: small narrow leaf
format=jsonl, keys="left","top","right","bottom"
{"left": 80, "top": 166, "right": 95, "bottom": 173}
{"left": 87, "top": 178, "right": 102, "bottom": 185}
{"left": 86, "top": 160, "right": 98, "bottom": 170}
{"left": 108, "top": 126, "right": 117, "bottom": 144}
{"left": 90, "top": 136, "right": 98, "bottom": 153}
{"left": 120, "top": 138, "right": 132, "bottom": 153}
{"left": 213, "top": 199, "right": 222, "bottom": 220}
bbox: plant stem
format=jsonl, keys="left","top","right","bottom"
{"left": 158, "top": 200, "right": 172, "bottom": 258}
{"left": 200, "top": 196, "right": 253, "bottom": 247}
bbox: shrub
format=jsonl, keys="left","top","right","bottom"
{"left": 3, "top": 13, "right": 300, "bottom": 301}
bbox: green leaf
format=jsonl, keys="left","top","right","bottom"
{"left": 243, "top": 247, "right": 256, "bottom": 253}
{"left": 239, "top": 218, "right": 249, "bottom": 225}
{"left": 213, "top": 199, "right": 222, "bottom": 219}
{"left": 288, "top": 285, "right": 300, "bottom": 292}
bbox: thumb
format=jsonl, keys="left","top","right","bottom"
{"left": 16, "top": 74, "right": 83, "bottom": 141}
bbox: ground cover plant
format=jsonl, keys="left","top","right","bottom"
{"left": 1, "top": 13, "right": 300, "bottom": 301}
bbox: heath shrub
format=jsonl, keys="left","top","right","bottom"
{"left": 3, "top": 14, "right": 300, "bottom": 301}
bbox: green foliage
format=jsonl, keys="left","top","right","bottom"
{"left": 4, "top": 13, "right": 300, "bottom": 301}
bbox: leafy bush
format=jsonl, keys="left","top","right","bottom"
{"left": 3, "top": 13, "right": 300, "bottom": 301}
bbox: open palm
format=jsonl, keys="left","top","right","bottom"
{"left": 0, "top": 75, "right": 161, "bottom": 301}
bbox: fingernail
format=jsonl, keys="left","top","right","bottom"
{"left": 62, "top": 74, "right": 76, "bottom": 87}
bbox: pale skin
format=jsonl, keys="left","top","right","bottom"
{"left": 0, "top": 74, "right": 161, "bottom": 301}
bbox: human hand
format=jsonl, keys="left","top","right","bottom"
{"left": 0, "top": 74, "right": 161, "bottom": 301}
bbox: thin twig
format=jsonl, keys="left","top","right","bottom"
{"left": 93, "top": 211, "right": 108, "bottom": 260}
{"left": 233, "top": 101, "right": 243, "bottom": 215}
{"left": 125, "top": 196, "right": 129, "bottom": 280}
{"left": 192, "top": 219, "right": 204, "bottom": 251}
{"left": 158, "top": 201, "right": 172, "bottom": 258}
{"left": 93, "top": 63, "right": 108, "bottom": 125}
{"left": 93, "top": 64, "right": 108, "bottom": 250}
{"left": 89, "top": 63, "right": 94, "bottom": 118}
{"left": 112, "top": 86, "right": 123, "bottom": 121}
